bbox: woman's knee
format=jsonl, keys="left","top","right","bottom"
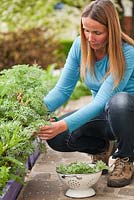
{"left": 46, "top": 138, "right": 58, "bottom": 150}
{"left": 105, "top": 92, "right": 131, "bottom": 113}
{"left": 46, "top": 132, "right": 71, "bottom": 152}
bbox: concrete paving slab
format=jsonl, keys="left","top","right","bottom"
{"left": 17, "top": 145, "right": 134, "bottom": 200}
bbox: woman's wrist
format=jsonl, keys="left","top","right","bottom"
{"left": 58, "top": 120, "right": 68, "bottom": 133}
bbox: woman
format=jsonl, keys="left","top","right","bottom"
{"left": 38, "top": 0, "right": 134, "bottom": 187}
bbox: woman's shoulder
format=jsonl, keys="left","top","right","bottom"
{"left": 123, "top": 42, "right": 134, "bottom": 58}
{"left": 69, "top": 36, "right": 81, "bottom": 60}
{"left": 123, "top": 42, "right": 134, "bottom": 52}
{"left": 72, "top": 35, "right": 81, "bottom": 46}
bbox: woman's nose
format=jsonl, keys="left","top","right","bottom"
{"left": 87, "top": 33, "right": 95, "bottom": 42}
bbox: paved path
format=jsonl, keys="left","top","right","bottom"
{"left": 17, "top": 96, "right": 134, "bottom": 200}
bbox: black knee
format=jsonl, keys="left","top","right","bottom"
{"left": 105, "top": 92, "right": 130, "bottom": 114}
{"left": 46, "top": 132, "right": 72, "bottom": 152}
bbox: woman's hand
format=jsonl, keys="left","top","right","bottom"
{"left": 38, "top": 119, "right": 68, "bottom": 140}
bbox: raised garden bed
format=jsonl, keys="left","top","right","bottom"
{"left": 0, "top": 181, "right": 23, "bottom": 200}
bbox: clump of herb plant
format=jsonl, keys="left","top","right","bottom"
{"left": 56, "top": 161, "right": 108, "bottom": 174}
{"left": 0, "top": 64, "right": 55, "bottom": 195}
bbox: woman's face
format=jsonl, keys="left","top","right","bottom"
{"left": 82, "top": 17, "right": 108, "bottom": 52}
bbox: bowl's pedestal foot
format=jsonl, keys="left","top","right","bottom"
{"left": 65, "top": 187, "right": 96, "bottom": 198}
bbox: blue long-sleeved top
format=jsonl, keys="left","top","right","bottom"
{"left": 44, "top": 36, "right": 134, "bottom": 133}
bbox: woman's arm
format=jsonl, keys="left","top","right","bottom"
{"left": 38, "top": 43, "right": 134, "bottom": 140}
{"left": 44, "top": 37, "right": 81, "bottom": 112}
{"left": 64, "top": 44, "right": 134, "bottom": 132}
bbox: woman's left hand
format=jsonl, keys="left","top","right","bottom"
{"left": 38, "top": 120, "right": 68, "bottom": 140}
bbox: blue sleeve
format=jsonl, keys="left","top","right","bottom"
{"left": 44, "top": 37, "right": 81, "bottom": 111}
{"left": 64, "top": 44, "right": 134, "bottom": 132}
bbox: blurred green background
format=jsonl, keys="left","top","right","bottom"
{"left": 0, "top": 0, "right": 133, "bottom": 99}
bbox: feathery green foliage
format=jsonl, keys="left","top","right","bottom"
{"left": 0, "top": 64, "right": 56, "bottom": 195}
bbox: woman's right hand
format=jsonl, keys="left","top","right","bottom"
{"left": 38, "top": 119, "right": 68, "bottom": 140}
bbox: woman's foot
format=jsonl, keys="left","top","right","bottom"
{"left": 107, "top": 157, "right": 134, "bottom": 187}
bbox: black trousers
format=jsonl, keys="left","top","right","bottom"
{"left": 47, "top": 92, "right": 134, "bottom": 161}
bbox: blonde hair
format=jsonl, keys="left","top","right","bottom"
{"left": 80, "top": 0, "right": 134, "bottom": 87}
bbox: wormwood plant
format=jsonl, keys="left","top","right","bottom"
{"left": 0, "top": 64, "right": 55, "bottom": 195}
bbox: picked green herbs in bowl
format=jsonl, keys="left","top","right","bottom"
{"left": 56, "top": 161, "right": 108, "bottom": 198}
{"left": 56, "top": 160, "right": 108, "bottom": 174}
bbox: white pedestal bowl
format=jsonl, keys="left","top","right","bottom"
{"left": 57, "top": 170, "right": 102, "bottom": 198}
